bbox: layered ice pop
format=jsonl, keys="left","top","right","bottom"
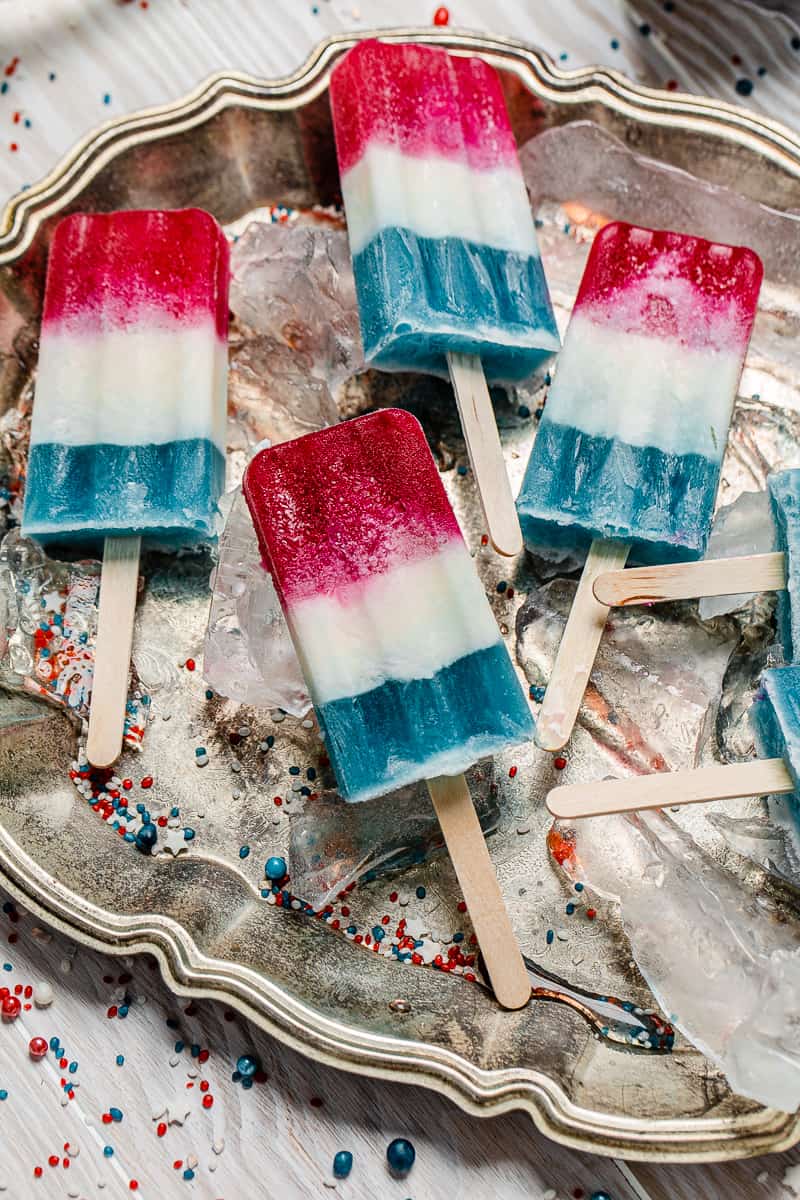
{"left": 329, "top": 39, "right": 559, "bottom": 556}
{"left": 244, "top": 407, "right": 534, "bottom": 1007}
{"left": 22, "top": 208, "right": 230, "bottom": 771}
{"left": 520, "top": 221, "right": 762, "bottom": 752}
{"left": 243, "top": 409, "right": 534, "bottom": 802}
{"left": 329, "top": 39, "right": 558, "bottom": 382}
{"left": 23, "top": 209, "right": 229, "bottom": 547}
{"left": 517, "top": 221, "right": 762, "bottom": 564}
{"left": 751, "top": 667, "right": 800, "bottom": 819}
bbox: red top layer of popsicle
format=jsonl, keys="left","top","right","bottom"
{"left": 572, "top": 221, "right": 763, "bottom": 350}
{"left": 42, "top": 208, "right": 230, "bottom": 339}
{"left": 243, "top": 409, "right": 463, "bottom": 606}
{"left": 330, "top": 39, "right": 520, "bottom": 175}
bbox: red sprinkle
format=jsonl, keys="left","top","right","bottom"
{"left": 202, "top": 1094, "right": 214, "bottom": 1109}
{"left": 433, "top": 5, "right": 450, "bottom": 24}
{"left": 508, "top": 766, "right": 517, "bottom": 779}
{"left": 157, "top": 1122, "right": 167, "bottom": 1138}
{"left": 185, "top": 658, "right": 196, "bottom": 671}
{"left": 48, "top": 1156, "right": 59, "bottom": 1167}
{"left": 554, "top": 755, "right": 568, "bottom": 770}
{"left": 34, "top": 1167, "right": 43, "bottom": 1178}
{"left": 130, "top": 1182, "right": 139, "bottom": 1191}
{"left": 586, "top": 908, "right": 597, "bottom": 920}
{"left": 140, "top": 776, "right": 153, "bottom": 789}
{"left": 457, "top": 901, "right": 467, "bottom": 914}
{"left": 9, "top": 143, "right": 17, "bottom": 153}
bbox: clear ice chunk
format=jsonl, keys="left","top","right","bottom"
{"left": 698, "top": 489, "right": 775, "bottom": 621}
{"left": 288, "top": 765, "right": 498, "bottom": 909}
{"left": 553, "top": 808, "right": 800, "bottom": 1111}
{"left": 203, "top": 486, "right": 309, "bottom": 716}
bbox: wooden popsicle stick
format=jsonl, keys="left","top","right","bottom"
{"left": 535, "top": 538, "right": 631, "bottom": 753}
{"left": 446, "top": 350, "right": 522, "bottom": 558}
{"left": 86, "top": 535, "right": 141, "bottom": 770}
{"left": 593, "top": 550, "right": 787, "bottom": 608}
{"left": 546, "top": 757, "right": 793, "bottom": 820}
{"left": 426, "top": 774, "right": 530, "bottom": 1010}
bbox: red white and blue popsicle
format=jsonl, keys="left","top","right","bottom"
{"left": 244, "top": 409, "right": 534, "bottom": 1008}
{"left": 330, "top": 39, "right": 559, "bottom": 556}
{"left": 22, "top": 209, "right": 230, "bottom": 769}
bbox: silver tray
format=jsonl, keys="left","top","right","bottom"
{"left": 2, "top": 27, "right": 800, "bottom": 1163}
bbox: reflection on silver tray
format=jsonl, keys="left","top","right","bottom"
{"left": 1, "top": 28, "right": 800, "bottom": 1162}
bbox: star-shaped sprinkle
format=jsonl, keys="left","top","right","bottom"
{"left": 161, "top": 828, "right": 190, "bottom": 857}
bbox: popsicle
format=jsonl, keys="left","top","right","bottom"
{"left": 516, "top": 221, "right": 762, "bottom": 751}
{"left": 23, "top": 208, "right": 230, "bottom": 768}
{"left": 244, "top": 408, "right": 534, "bottom": 1007}
{"left": 329, "top": 39, "right": 559, "bottom": 557}
{"left": 593, "top": 469, "right": 797, "bottom": 659}
{"left": 546, "top": 665, "right": 799, "bottom": 821}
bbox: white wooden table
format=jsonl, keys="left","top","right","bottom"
{"left": 2, "top": 2, "right": 800, "bottom": 1197}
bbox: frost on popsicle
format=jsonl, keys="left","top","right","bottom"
{"left": 551, "top": 809, "right": 800, "bottom": 1112}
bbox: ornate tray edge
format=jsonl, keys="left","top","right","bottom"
{"left": 1, "top": 27, "right": 800, "bottom": 1161}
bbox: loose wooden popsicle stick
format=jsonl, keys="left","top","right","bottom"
{"left": 592, "top": 550, "right": 787, "bottom": 608}
{"left": 446, "top": 350, "right": 522, "bottom": 558}
{"left": 86, "top": 535, "right": 141, "bottom": 770}
{"left": 535, "top": 538, "right": 631, "bottom": 753}
{"left": 546, "top": 757, "right": 793, "bottom": 820}
{"left": 426, "top": 773, "right": 530, "bottom": 1010}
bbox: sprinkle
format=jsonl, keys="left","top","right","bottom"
{"left": 239, "top": 845, "right": 250, "bottom": 860}
{"left": 735, "top": 78, "right": 754, "bottom": 97}
{"left": 116, "top": 1055, "right": 124, "bottom": 1066}
{"left": 586, "top": 908, "right": 597, "bottom": 920}
{"left": 546, "top": 929, "right": 554, "bottom": 945}
{"left": 433, "top": 5, "right": 449, "bottom": 24}
{"left": 103, "top": 93, "right": 111, "bottom": 105}
{"left": 333, "top": 1150, "right": 353, "bottom": 1179}
{"left": 554, "top": 755, "right": 568, "bottom": 770}
{"left": 415, "top": 886, "right": 426, "bottom": 899}
{"left": 185, "top": 659, "right": 196, "bottom": 671}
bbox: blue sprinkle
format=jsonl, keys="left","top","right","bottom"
{"left": 546, "top": 929, "right": 554, "bottom": 945}
{"left": 166, "top": 1018, "right": 180, "bottom": 1029}
{"left": 517, "top": 404, "right": 531, "bottom": 418}
{"left": 566, "top": 903, "right": 575, "bottom": 915}
{"left": 171, "top": 807, "right": 180, "bottom": 818}
{"left": 68, "top": 1061, "right": 78, "bottom": 1074}
{"left": 386, "top": 1138, "right": 415, "bottom": 1175}
{"left": 239, "top": 845, "right": 250, "bottom": 859}
{"left": 103, "top": 1146, "right": 114, "bottom": 1158}
{"left": 236, "top": 1054, "right": 258, "bottom": 1078}
{"left": 574, "top": 882, "right": 584, "bottom": 893}
{"left": 49, "top": 1037, "right": 59, "bottom": 1050}
{"left": 48, "top": 72, "right": 56, "bottom": 81}
{"left": 205, "top": 689, "right": 214, "bottom": 700}
{"left": 639, "top": 22, "right": 651, "bottom": 35}
{"left": 241, "top": 1076, "right": 254, "bottom": 1089}
{"left": 610, "top": 37, "right": 620, "bottom": 49}
{"left": 306, "top": 767, "right": 316, "bottom": 780}
{"left": 288, "top": 766, "right": 300, "bottom": 776}
{"left": 452, "top": 932, "right": 464, "bottom": 943}
{"left": 195, "top": 746, "right": 206, "bottom": 757}
{"left": 0, "top": 83, "right": 7, "bottom": 95}
{"left": 0, "top": 1090, "right": 7, "bottom": 1100}
{"left": 757, "top": 66, "right": 767, "bottom": 77}
{"left": 496, "top": 580, "right": 507, "bottom": 594}
{"left": 184, "top": 828, "right": 196, "bottom": 841}
{"left": 183, "top": 1168, "right": 195, "bottom": 1180}
{"left": 109, "top": 1107, "right": 123, "bottom": 1122}
{"left": 103, "top": 93, "right": 111, "bottom": 105}
{"left": 175, "top": 1040, "right": 185, "bottom": 1053}
{"left": 559, "top": 51, "right": 568, "bottom": 60}
{"left": 2, "top": 963, "right": 11, "bottom": 972}
{"left": 266, "top": 736, "right": 275, "bottom": 748}
{"left": 190, "top": 1044, "right": 200, "bottom": 1058}
{"left": 529, "top": 684, "right": 546, "bottom": 702}
{"left": 265, "top": 856, "right": 287, "bottom": 881}
{"left": 456, "top": 464, "right": 468, "bottom": 477}
{"left": 416, "top": 886, "right": 426, "bottom": 899}
{"left": 371, "top": 926, "right": 385, "bottom": 941}
{"left": 793, "top": 35, "right": 800, "bottom": 51}
{"left": 1, "top": 903, "right": 12, "bottom": 914}
{"left": 735, "top": 78, "right": 754, "bottom": 96}
{"left": 333, "top": 1150, "right": 353, "bottom": 1179}
{"left": 261, "top": 888, "right": 271, "bottom": 898}
{"left": 116, "top": 1055, "right": 124, "bottom": 1066}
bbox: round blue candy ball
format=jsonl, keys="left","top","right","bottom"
{"left": 135, "top": 823, "right": 158, "bottom": 853}
{"left": 590, "top": 1192, "right": 613, "bottom": 1200}
{"left": 265, "top": 856, "right": 287, "bottom": 881}
{"left": 236, "top": 1053, "right": 258, "bottom": 1078}
{"left": 386, "top": 1138, "right": 415, "bottom": 1175}
{"left": 333, "top": 1150, "right": 353, "bottom": 1179}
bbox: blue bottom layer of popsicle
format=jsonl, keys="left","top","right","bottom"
{"left": 353, "top": 228, "right": 559, "bottom": 384}
{"left": 516, "top": 421, "right": 721, "bottom": 564}
{"left": 23, "top": 438, "right": 224, "bottom": 547}
{"left": 316, "top": 642, "right": 535, "bottom": 803}
{"left": 751, "top": 666, "right": 800, "bottom": 824}
{"left": 768, "top": 470, "right": 800, "bottom": 661}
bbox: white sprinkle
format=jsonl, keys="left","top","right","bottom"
{"left": 186, "top": 1154, "right": 198, "bottom": 1169}
{"left": 398, "top": 892, "right": 410, "bottom": 907}
{"left": 212, "top": 1138, "right": 225, "bottom": 1155}
{"left": 543, "top": 1191, "right": 557, "bottom": 1200}
{"left": 301, "top": 718, "right": 314, "bottom": 729}
{"left": 259, "top": 741, "right": 270, "bottom": 752}
{"left": 169, "top": 1055, "right": 180, "bottom": 1067}
{"left": 237, "top": 726, "right": 250, "bottom": 738}
{"left": 67, "top": 1144, "right": 79, "bottom": 1157}
{"left": 209, "top": 1162, "right": 217, "bottom": 1173}
{"left": 232, "top": 790, "right": 242, "bottom": 801}
{"left": 67, "top": 1189, "right": 80, "bottom": 1199}
{"left": 187, "top": 1068, "right": 198, "bottom": 1079}
{"left": 516, "top": 823, "right": 530, "bottom": 835}
{"left": 272, "top": 816, "right": 282, "bottom": 826}
{"left": 271, "top": 710, "right": 286, "bottom": 723}
{"left": 571, "top": 954, "right": 584, "bottom": 966}
{"left": 151, "top": 1105, "right": 167, "bottom": 1120}
{"left": 556, "top": 929, "right": 569, "bottom": 942}
{"left": 31, "top": 928, "right": 53, "bottom": 943}
{"left": 33, "top": 980, "right": 54, "bottom": 1008}
{"left": 291, "top": 780, "right": 303, "bottom": 792}
{"left": 757, "top": 1171, "right": 769, "bottom": 1184}
{"left": 231, "top": 761, "right": 242, "bottom": 773}
{"left": 60, "top": 959, "right": 72, "bottom": 974}
{"left": 98, "top": 1182, "right": 107, "bottom": 1189}
{"left": 60, "top": 1094, "right": 69, "bottom": 1106}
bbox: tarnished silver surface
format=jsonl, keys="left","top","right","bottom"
{"left": 1, "top": 28, "right": 800, "bottom": 1163}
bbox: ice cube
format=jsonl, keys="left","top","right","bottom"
{"left": 553, "top": 808, "right": 800, "bottom": 1111}
{"left": 699, "top": 489, "right": 776, "bottom": 620}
